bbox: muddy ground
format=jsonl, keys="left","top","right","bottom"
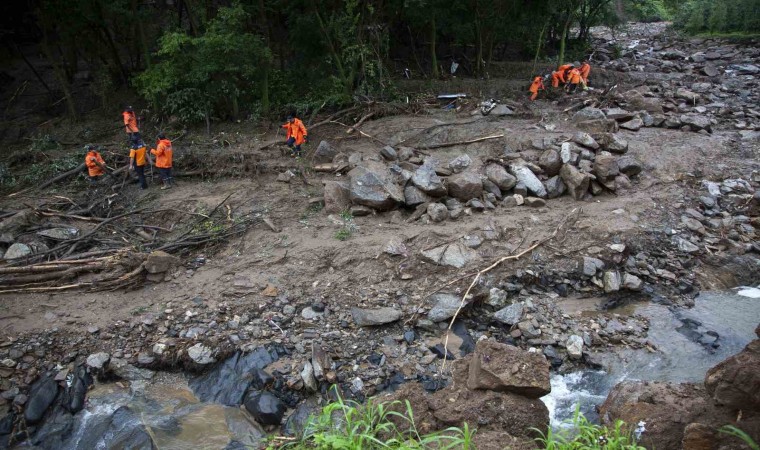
{"left": 0, "top": 21, "right": 759, "bottom": 446}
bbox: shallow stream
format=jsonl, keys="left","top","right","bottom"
{"left": 542, "top": 288, "right": 760, "bottom": 427}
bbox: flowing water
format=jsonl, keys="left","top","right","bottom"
{"left": 541, "top": 288, "right": 760, "bottom": 427}
{"left": 25, "top": 289, "right": 760, "bottom": 447}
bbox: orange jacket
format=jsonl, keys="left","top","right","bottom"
{"left": 568, "top": 68, "right": 582, "bottom": 84}
{"left": 282, "top": 118, "right": 307, "bottom": 146}
{"left": 130, "top": 146, "right": 147, "bottom": 167}
{"left": 150, "top": 139, "right": 173, "bottom": 168}
{"left": 529, "top": 76, "right": 545, "bottom": 94}
{"left": 123, "top": 111, "right": 139, "bottom": 133}
{"left": 579, "top": 63, "right": 590, "bottom": 82}
{"left": 85, "top": 151, "right": 106, "bottom": 177}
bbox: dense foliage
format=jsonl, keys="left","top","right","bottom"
{"left": 8, "top": 0, "right": 759, "bottom": 123}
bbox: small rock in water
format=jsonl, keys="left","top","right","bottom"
{"left": 566, "top": 335, "right": 584, "bottom": 359}
{"left": 244, "top": 391, "right": 286, "bottom": 425}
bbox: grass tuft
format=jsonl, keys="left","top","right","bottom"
{"left": 532, "top": 406, "right": 645, "bottom": 450}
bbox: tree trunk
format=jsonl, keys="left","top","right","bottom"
{"left": 532, "top": 20, "right": 548, "bottom": 73}
{"left": 558, "top": 13, "right": 573, "bottom": 66}
{"left": 40, "top": 33, "right": 77, "bottom": 120}
{"left": 430, "top": 15, "right": 439, "bottom": 78}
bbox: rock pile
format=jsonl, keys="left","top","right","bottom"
{"left": 319, "top": 135, "right": 644, "bottom": 219}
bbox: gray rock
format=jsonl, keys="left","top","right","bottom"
{"left": 145, "top": 250, "right": 179, "bottom": 274}
{"left": 594, "top": 154, "right": 619, "bottom": 181}
{"left": 110, "top": 358, "right": 155, "bottom": 381}
{"left": 580, "top": 257, "right": 604, "bottom": 276}
{"left": 509, "top": 165, "right": 547, "bottom": 198}
{"left": 300, "top": 361, "right": 318, "bottom": 392}
{"left": 427, "top": 203, "right": 448, "bottom": 222}
{"left": 604, "top": 108, "right": 635, "bottom": 121}
{"left": 702, "top": 64, "right": 719, "bottom": 77}
{"left": 603, "top": 270, "right": 622, "bottom": 293}
{"left": 616, "top": 155, "right": 643, "bottom": 176}
{"left": 572, "top": 132, "right": 600, "bottom": 150}
{"left": 350, "top": 166, "right": 403, "bottom": 210}
{"left": 404, "top": 185, "right": 432, "bottom": 206}
{"left": 517, "top": 320, "right": 541, "bottom": 338}
{"left": 623, "top": 273, "right": 643, "bottom": 291}
{"left": 560, "top": 142, "right": 578, "bottom": 164}
{"left": 560, "top": 164, "right": 590, "bottom": 200}
{"left": 490, "top": 104, "right": 514, "bottom": 116}
{"left": 398, "top": 147, "right": 415, "bottom": 161}
{"left": 545, "top": 176, "right": 566, "bottom": 199}
{"left": 427, "top": 293, "right": 463, "bottom": 322}
{"left": 485, "top": 164, "right": 517, "bottom": 190}
{"left": 676, "top": 88, "right": 699, "bottom": 103}
{"left": 86, "top": 352, "right": 110, "bottom": 370}
{"left": 301, "top": 307, "right": 324, "bottom": 320}
{"left": 421, "top": 242, "right": 478, "bottom": 268}
{"left": 188, "top": 343, "right": 216, "bottom": 365}
{"left": 448, "top": 154, "right": 472, "bottom": 174}
{"left": 566, "top": 335, "right": 584, "bottom": 359}
{"left": 486, "top": 288, "right": 507, "bottom": 308}
{"left": 36, "top": 227, "right": 79, "bottom": 240}
{"left": 524, "top": 197, "right": 546, "bottom": 207}
{"left": 314, "top": 141, "right": 338, "bottom": 163}
{"left": 380, "top": 146, "right": 397, "bottom": 161}
{"left": 351, "top": 307, "right": 402, "bottom": 326}
{"left": 539, "top": 149, "right": 562, "bottom": 176}
{"left": 676, "top": 237, "right": 700, "bottom": 253}
{"left": 513, "top": 181, "right": 527, "bottom": 197}
{"left": 447, "top": 172, "right": 483, "bottom": 201}
{"left": 577, "top": 118, "right": 620, "bottom": 133}
{"left": 494, "top": 303, "right": 524, "bottom": 326}
{"left": 680, "top": 114, "right": 711, "bottom": 131}
{"left": 620, "top": 117, "right": 643, "bottom": 131}
{"left": 482, "top": 179, "right": 502, "bottom": 200}
{"left": 244, "top": 391, "right": 286, "bottom": 425}
{"left": 572, "top": 107, "right": 606, "bottom": 122}
{"left": 681, "top": 216, "right": 705, "bottom": 234}
{"left": 593, "top": 133, "right": 629, "bottom": 154}
{"left": 323, "top": 181, "right": 351, "bottom": 213}
{"left": 411, "top": 163, "right": 447, "bottom": 197}
{"left": 4, "top": 243, "right": 31, "bottom": 260}
{"left": 277, "top": 170, "right": 296, "bottom": 183}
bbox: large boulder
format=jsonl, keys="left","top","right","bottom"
{"left": 323, "top": 181, "right": 351, "bottom": 213}
{"left": 538, "top": 149, "right": 562, "bottom": 176}
{"left": 24, "top": 375, "right": 58, "bottom": 424}
{"left": 447, "top": 172, "right": 483, "bottom": 202}
{"left": 313, "top": 140, "right": 338, "bottom": 163}
{"left": 599, "top": 381, "right": 736, "bottom": 450}
{"left": 429, "top": 383, "right": 549, "bottom": 438}
{"left": 189, "top": 348, "right": 278, "bottom": 405}
{"left": 0, "top": 210, "right": 36, "bottom": 241}
{"left": 485, "top": 164, "right": 517, "bottom": 190}
{"left": 466, "top": 340, "right": 550, "bottom": 398}
{"left": 576, "top": 118, "right": 619, "bottom": 134}
{"left": 626, "top": 92, "right": 664, "bottom": 114}
{"left": 705, "top": 339, "right": 760, "bottom": 411}
{"left": 509, "top": 165, "right": 547, "bottom": 198}
{"left": 680, "top": 114, "right": 712, "bottom": 132}
{"left": 412, "top": 163, "right": 447, "bottom": 197}
{"left": 560, "top": 164, "right": 590, "bottom": 200}
{"left": 349, "top": 165, "right": 403, "bottom": 211}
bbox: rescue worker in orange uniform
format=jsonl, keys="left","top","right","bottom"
{"left": 150, "top": 133, "right": 173, "bottom": 190}
{"left": 579, "top": 60, "right": 591, "bottom": 88}
{"left": 122, "top": 106, "right": 141, "bottom": 144}
{"left": 529, "top": 75, "right": 545, "bottom": 101}
{"left": 567, "top": 67, "right": 582, "bottom": 93}
{"left": 282, "top": 114, "right": 308, "bottom": 157}
{"left": 129, "top": 141, "right": 150, "bottom": 189}
{"left": 551, "top": 63, "right": 574, "bottom": 88}
{"left": 84, "top": 144, "right": 107, "bottom": 183}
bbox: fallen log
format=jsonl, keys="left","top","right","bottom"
{"left": 8, "top": 163, "right": 85, "bottom": 198}
{"left": 417, "top": 134, "right": 504, "bottom": 150}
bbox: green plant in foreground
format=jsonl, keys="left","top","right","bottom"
{"left": 339, "top": 209, "right": 353, "bottom": 221}
{"left": 719, "top": 425, "right": 759, "bottom": 450}
{"left": 334, "top": 227, "right": 352, "bottom": 241}
{"left": 533, "top": 406, "right": 645, "bottom": 450}
{"left": 282, "top": 389, "right": 475, "bottom": 449}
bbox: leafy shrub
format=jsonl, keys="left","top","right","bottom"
{"left": 673, "top": 0, "right": 760, "bottom": 35}
{"left": 625, "top": 0, "right": 672, "bottom": 22}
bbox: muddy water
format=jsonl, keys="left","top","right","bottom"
{"left": 542, "top": 288, "right": 760, "bottom": 427}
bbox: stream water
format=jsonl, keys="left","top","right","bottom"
{"left": 23, "top": 289, "right": 760, "bottom": 448}
{"left": 541, "top": 288, "right": 760, "bottom": 427}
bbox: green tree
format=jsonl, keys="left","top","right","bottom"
{"left": 134, "top": 3, "right": 272, "bottom": 124}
